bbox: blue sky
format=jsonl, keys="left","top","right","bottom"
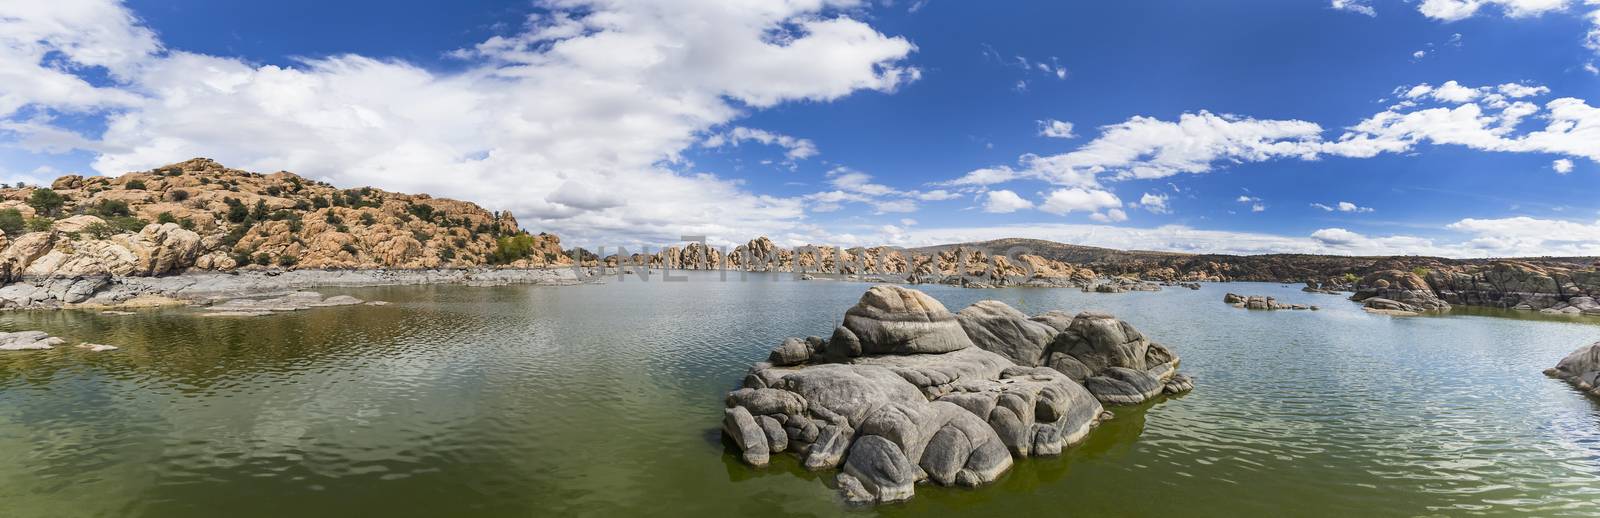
{"left": 2, "top": 0, "right": 1599, "bottom": 257}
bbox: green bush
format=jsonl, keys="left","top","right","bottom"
{"left": 0, "top": 208, "right": 24, "bottom": 236}
{"left": 179, "top": 217, "right": 196, "bottom": 230}
{"left": 490, "top": 234, "right": 536, "bottom": 264}
{"left": 27, "top": 189, "right": 64, "bottom": 216}
{"left": 254, "top": 253, "right": 271, "bottom": 266}
{"left": 340, "top": 243, "right": 359, "bottom": 256}
{"left": 277, "top": 254, "right": 298, "bottom": 267}
{"left": 124, "top": 179, "right": 146, "bottom": 190}
{"left": 156, "top": 212, "right": 178, "bottom": 225}
{"left": 88, "top": 199, "right": 131, "bottom": 218}
{"left": 224, "top": 198, "right": 248, "bottom": 223}
{"left": 108, "top": 216, "right": 148, "bottom": 233}
{"left": 408, "top": 203, "right": 435, "bottom": 222}
{"left": 1411, "top": 266, "right": 1429, "bottom": 277}
{"left": 82, "top": 221, "right": 118, "bottom": 239}
{"left": 168, "top": 189, "right": 190, "bottom": 202}
{"left": 359, "top": 213, "right": 376, "bottom": 226}
{"left": 26, "top": 217, "right": 53, "bottom": 232}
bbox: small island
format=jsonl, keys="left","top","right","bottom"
{"left": 721, "top": 285, "right": 1191, "bottom": 504}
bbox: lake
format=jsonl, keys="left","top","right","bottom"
{"left": 2, "top": 273, "right": 1599, "bottom": 517}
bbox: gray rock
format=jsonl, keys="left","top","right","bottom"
{"left": 958, "top": 300, "right": 1056, "bottom": 366}
{"left": 756, "top": 415, "right": 788, "bottom": 453}
{"left": 841, "top": 435, "right": 917, "bottom": 503}
{"left": 842, "top": 285, "right": 973, "bottom": 355}
{"left": 1547, "top": 341, "right": 1600, "bottom": 397}
{"left": 1082, "top": 367, "right": 1163, "bottom": 406}
{"left": 723, "top": 406, "right": 770, "bottom": 467}
{"left": 0, "top": 331, "right": 65, "bottom": 351}
{"left": 768, "top": 337, "right": 813, "bottom": 366}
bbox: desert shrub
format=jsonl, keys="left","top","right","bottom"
{"left": 27, "top": 189, "right": 64, "bottom": 216}
{"left": 0, "top": 209, "right": 24, "bottom": 236}
{"left": 124, "top": 179, "right": 146, "bottom": 190}
{"left": 83, "top": 221, "right": 118, "bottom": 239}
{"left": 490, "top": 234, "right": 536, "bottom": 264}
{"left": 26, "top": 217, "right": 53, "bottom": 232}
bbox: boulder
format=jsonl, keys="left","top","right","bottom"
{"left": 1546, "top": 341, "right": 1600, "bottom": 397}
{"left": 956, "top": 300, "right": 1056, "bottom": 366}
{"left": 842, "top": 285, "right": 973, "bottom": 355}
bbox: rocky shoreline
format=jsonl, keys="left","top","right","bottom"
{"left": 721, "top": 285, "right": 1191, "bottom": 504}
{"left": 0, "top": 267, "right": 583, "bottom": 311}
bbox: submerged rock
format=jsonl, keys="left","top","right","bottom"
{"left": 77, "top": 343, "right": 118, "bottom": 352}
{"left": 1546, "top": 341, "right": 1600, "bottom": 397}
{"left": 721, "top": 285, "right": 1191, "bottom": 504}
{"left": 200, "top": 291, "right": 370, "bottom": 316}
{"left": 0, "top": 331, "right": 65, "bottom": 351}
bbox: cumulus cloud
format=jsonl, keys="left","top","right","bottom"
{"left": 1039, "top": 187, "right": 1122, "bottom": 221}
{"left": 1037, "top": 119, "right": 1076, "bottom": 138}
{"left": 1137, "top": 192, "right": 1170, "bottom": 214}
{"left": 982, "top": 189, "right": 1033, "bottom": 213}
{"left": 0, "top": 0, "right": 919, "bottom": 246}
{"left": 1553, "top": 158, "right": 1575, "bottom": 173}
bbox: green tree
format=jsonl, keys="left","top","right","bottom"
{"left": 27, "top": 189, "right": 64, "bottom": 216}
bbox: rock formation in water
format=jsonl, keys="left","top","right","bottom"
{"left": 1546, "top": 341, "right": 1600, "bottom": 397}
{"left": 1222, "top": 293, "right": 1317, "bottom": 310}
{"left": 722, "top": 285, "right": 1191, "bottom": 504}
{"left": 1350, "top": 270, "right": 1451, "bottom": 314}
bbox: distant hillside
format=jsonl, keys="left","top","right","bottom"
{"left": 0, "top": 158, "right": 572, "bottom": 281}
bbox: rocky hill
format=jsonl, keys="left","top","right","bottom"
{"left": 0, "top": 158, "right": 571, "bottom": 283}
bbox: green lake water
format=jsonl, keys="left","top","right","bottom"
{"left": 3, "top": 273, "right": 1599, "bottom": 517}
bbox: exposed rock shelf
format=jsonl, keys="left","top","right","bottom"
{"left": 1222, "top": 293, "right": 1318, "bottom": 311}
{"left": 721, "top": 285, "right": 1191, "bottom": 504}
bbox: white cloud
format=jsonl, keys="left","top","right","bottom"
{"left": 1236, "top": 195, "right": 1260, "bottom": 203}
{"left": 1037, "top": 119, "right": 1076, "bottom": 138}
{"left": 1416, "top": 0, "right": 1600, "bottom": 57}
{"left": 702, "top": 126, "right": 818, "bottom": 160}
{"left": 1335, "top": 201, "right": 1375, "bottom": 213}
{"left": 1137, "top": 192, "right": 1170, "bottom": 214}
{"left": 1333, "top": 0, "right": 1378, "bottom": 16}
{"left": 951, "top": 111, "right": 1324, "bottom": 188}
{"left": 1418, "top": 0, "right": 1573, "bottom": 21}
{"left": 1251, "top": 203, "right": 1267, "bottom": 213}
{"left": 1089, "top": 208, "right": 1128, "bottom": 223}
{"left": 982, "top": 189, "right": 1034, "bottom": 213}
{"left": 1413, "top": 50, "right": 1428, "bottom": 59}
{"left": 1446, "top": 215, "right": 1600, "bottom": 255}
{"left": 1553, "top": 158, "right": 1575, "bottom": 173}
{"left": 0, "top": 0, "right": 919, "bottom": 246}
{"left": 1039, "top": 188, "right": 1123, "bottom": 220}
